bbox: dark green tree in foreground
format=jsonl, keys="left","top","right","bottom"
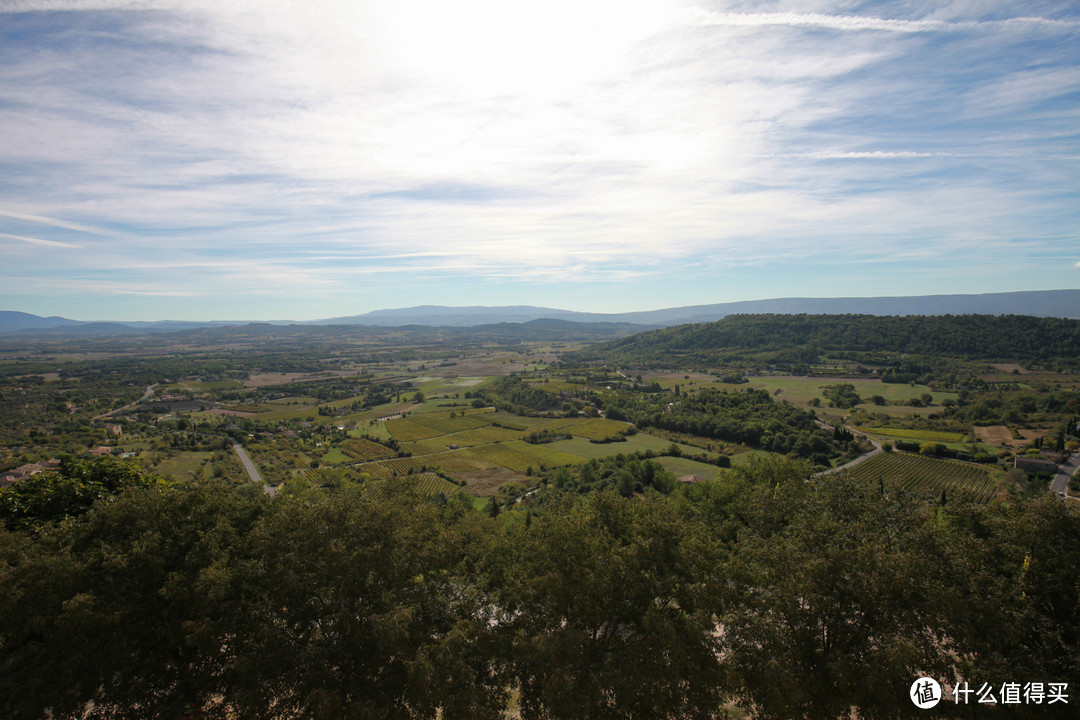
{"left": 483, "top": 491, "right": 727, "bottom": 720}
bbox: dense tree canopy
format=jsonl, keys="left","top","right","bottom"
{"left": 566, "top": 314, "right": 1080, "bottom": 369}
{"left": 1, "top": 457, "right": 1078, "bottom": 719}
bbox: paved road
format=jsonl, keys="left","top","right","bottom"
{"left": 93, "top": 383, "right": 158, "bottom": 421}
{"left": 812, "top": 423, "right": 883, "bottom": 477}
{"left": 233, "top": 443, "right": 275, "bottom": 496}
{"left": 1051, "top": 453, "right": 1080, "bottom": 498}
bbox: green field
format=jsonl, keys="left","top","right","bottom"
{"left": 320, "top": 448, "right": 352, "bottom": 465}
{"left": 745, "top": 376, "right": 957, "bottom": 408}
{"left": 264, "top": 395, "right": 320, "bottom": 405}
{"left": 547, "top": 434, "right": 705, "bottom": 460}
{"left": 484, "top": 412, "right": 553, "bottom": 429}
{"left": 188, "top": 380, "right": 244, "bottom": 392}
{"left": 153, "top": 451, "right": 213, "bottom": 481}
{"left": 536, "top": 418, "right": 586, "bottom": 433}
{"left": 444, "top": 425, "right": 525, "bottom": 446}
{"left": 385, "top": 418, "right": 445, "bottom": 441}
{"left": 399, "top": 439, "right": 454, "bottom": 455}
{"left": 567, "top": 417, "right": 635, "bottom": 441}
{"left": 469, "top": 440, "right": 587, "bottom": 473}
{"left": 729, "top": 449, "right": 775, "bottom": 467}
{"left": 654, "top": 456, "right": 723, "bottom": 481}
{"left": 859, "top": 427, "right": 966, "bottom": 443}
{"left": 407, "top": 412, "right": 492, "bottom": 434}
{"left": 251, "top": 404, "right": 319, "bottom": 421}
{"left": 840, "top": 452, "right": 998, "bottom": 504}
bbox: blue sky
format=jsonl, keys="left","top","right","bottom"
{"left": 0, "top": 0, "right": 1077, "bottom": 321}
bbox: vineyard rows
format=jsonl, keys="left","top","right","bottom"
{"left": 370, "top": 450, "right": 495, "bottom": 476}
{"left": 363, "top": 473, "right": 460, "bottom": 498}
{"left": 410, "top": 473, "right": 460, "bottom": 496}
{"left": 341, "top": 437, "right": 396, "bottom": 461}
{"left": 470, "top": 440, "right": 587, "bottom": 473}
{"left": 537, "top": 418, "right": 586, "bottom": 434}
{"left": 399, "top": 439, "right": 451, "bottom": 456}
{"left": 445, "top": 426, "right": 524, "bottom": 446}
{"left": 384, "top": 418, "right": 444, "bottom": 441}
{"left": 569, "top": 418, "right": 634, "bottom": 441}
{"left": 843, "top": 452, "right": 997, "bottom": 504}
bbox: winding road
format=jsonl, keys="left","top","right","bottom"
{"left": 1051, "top": 453, "right": 1080, "bottom": 499}
{"left": 233, "top": 443, "right": 275, "bottom": 496}
{"left": 812, "top": 423, "right": 883, "bottom": 477}
{"left": 93, "top": 383, "right": 158, "bottom": 421}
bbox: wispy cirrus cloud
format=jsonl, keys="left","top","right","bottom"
{"left": 682, "top": 8, "right": 1080, "bottom": 33}
{"left": 0, "top": 231, "right": 81, "bottom": 248}
{"left": 0, "top": 209, "right": 116, "bottom": 237}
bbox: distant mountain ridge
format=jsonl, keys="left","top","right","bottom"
{"left": 2, "top": 289, "right": 1077, "bottom": 334}
{"left": 308, "top": 290, "right": 1080, "bottom": 326}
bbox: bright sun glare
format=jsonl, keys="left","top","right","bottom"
{"left": 376, "top": 0, "right": 679, "bottom": 98}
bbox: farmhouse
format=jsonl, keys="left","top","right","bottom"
{"left": 1014, "top": 456, "right": 1058, "bottom": 474}
{"left": 0, "top": 459, "right": 60, "bottom": 488}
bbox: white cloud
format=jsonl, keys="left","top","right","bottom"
{"left": 773, "top": 151, "right": 960, "bottom": 159}
{"left": 681, "top": 8, "right": 1080, "bottom": 33}
{"left": 0, "top": 209, "right": 115, "bottom": 237}
{"left": 0, "top": 232, "right": 81, "bottom": 248}
{"left": 965, "top": 66, "right": 1080, "bottom": 112}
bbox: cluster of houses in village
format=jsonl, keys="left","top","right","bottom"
{"left": 0, "top": 421, "right": 127, "bottom": 488}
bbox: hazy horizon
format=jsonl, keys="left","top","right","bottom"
{"left": 4, "top": 288, "right": 1078, "bottom": 325}
{"left": 2, "top": 1, "right": 1078, "bottom": 321}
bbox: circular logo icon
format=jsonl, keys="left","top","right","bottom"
{"left": 911, "top": 677, "right": 942, "bottom": 709}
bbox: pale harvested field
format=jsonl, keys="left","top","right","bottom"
{"left": 243, "top": 370, "right": 357, "bottom": 387}
{"left": 453, "top": 467, "right": 530, "bottom": 496}
{"left": 989, "top": 363, "right": 1029, "bottom": 374}
{"left": 974, "top": 425, "right": 1049, "bottom": 449}
{"left": 1018, "top": 428, "right": 1049, "bottom": 443}
{"left": 974, "top": 425, "right": 1013, "bottom": 445}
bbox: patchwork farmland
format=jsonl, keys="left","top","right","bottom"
{"left": 347, "top": 410, "right": 633, "bottom": 482}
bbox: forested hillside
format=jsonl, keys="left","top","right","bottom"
{"left": 565, "top": 314, "right": 1080, "bottom": 369}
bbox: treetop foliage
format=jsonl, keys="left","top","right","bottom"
{"left": 0, "top": 455, "right": 168, "bottom": 530}
{"left": 1, "top": 456, "right": 1078, "bottom": 719}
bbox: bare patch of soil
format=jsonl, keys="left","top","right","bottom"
{"left": 453, "top": 467, "right": 530, "bottom": 496}
{"left": 974, "top": 425, "right": 1012, "bottom": 445}
{"left": 1017, "top": 428, "right": 1049, "bottom": 444}
{"left": 989, "top": 363, "right": 1028, "bottom": 374}
{"left": 975, "top": 425, "right": 1049, "bottom": 449}
{"left": 243, "top": 370, "right": 356, "bottom": 387}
